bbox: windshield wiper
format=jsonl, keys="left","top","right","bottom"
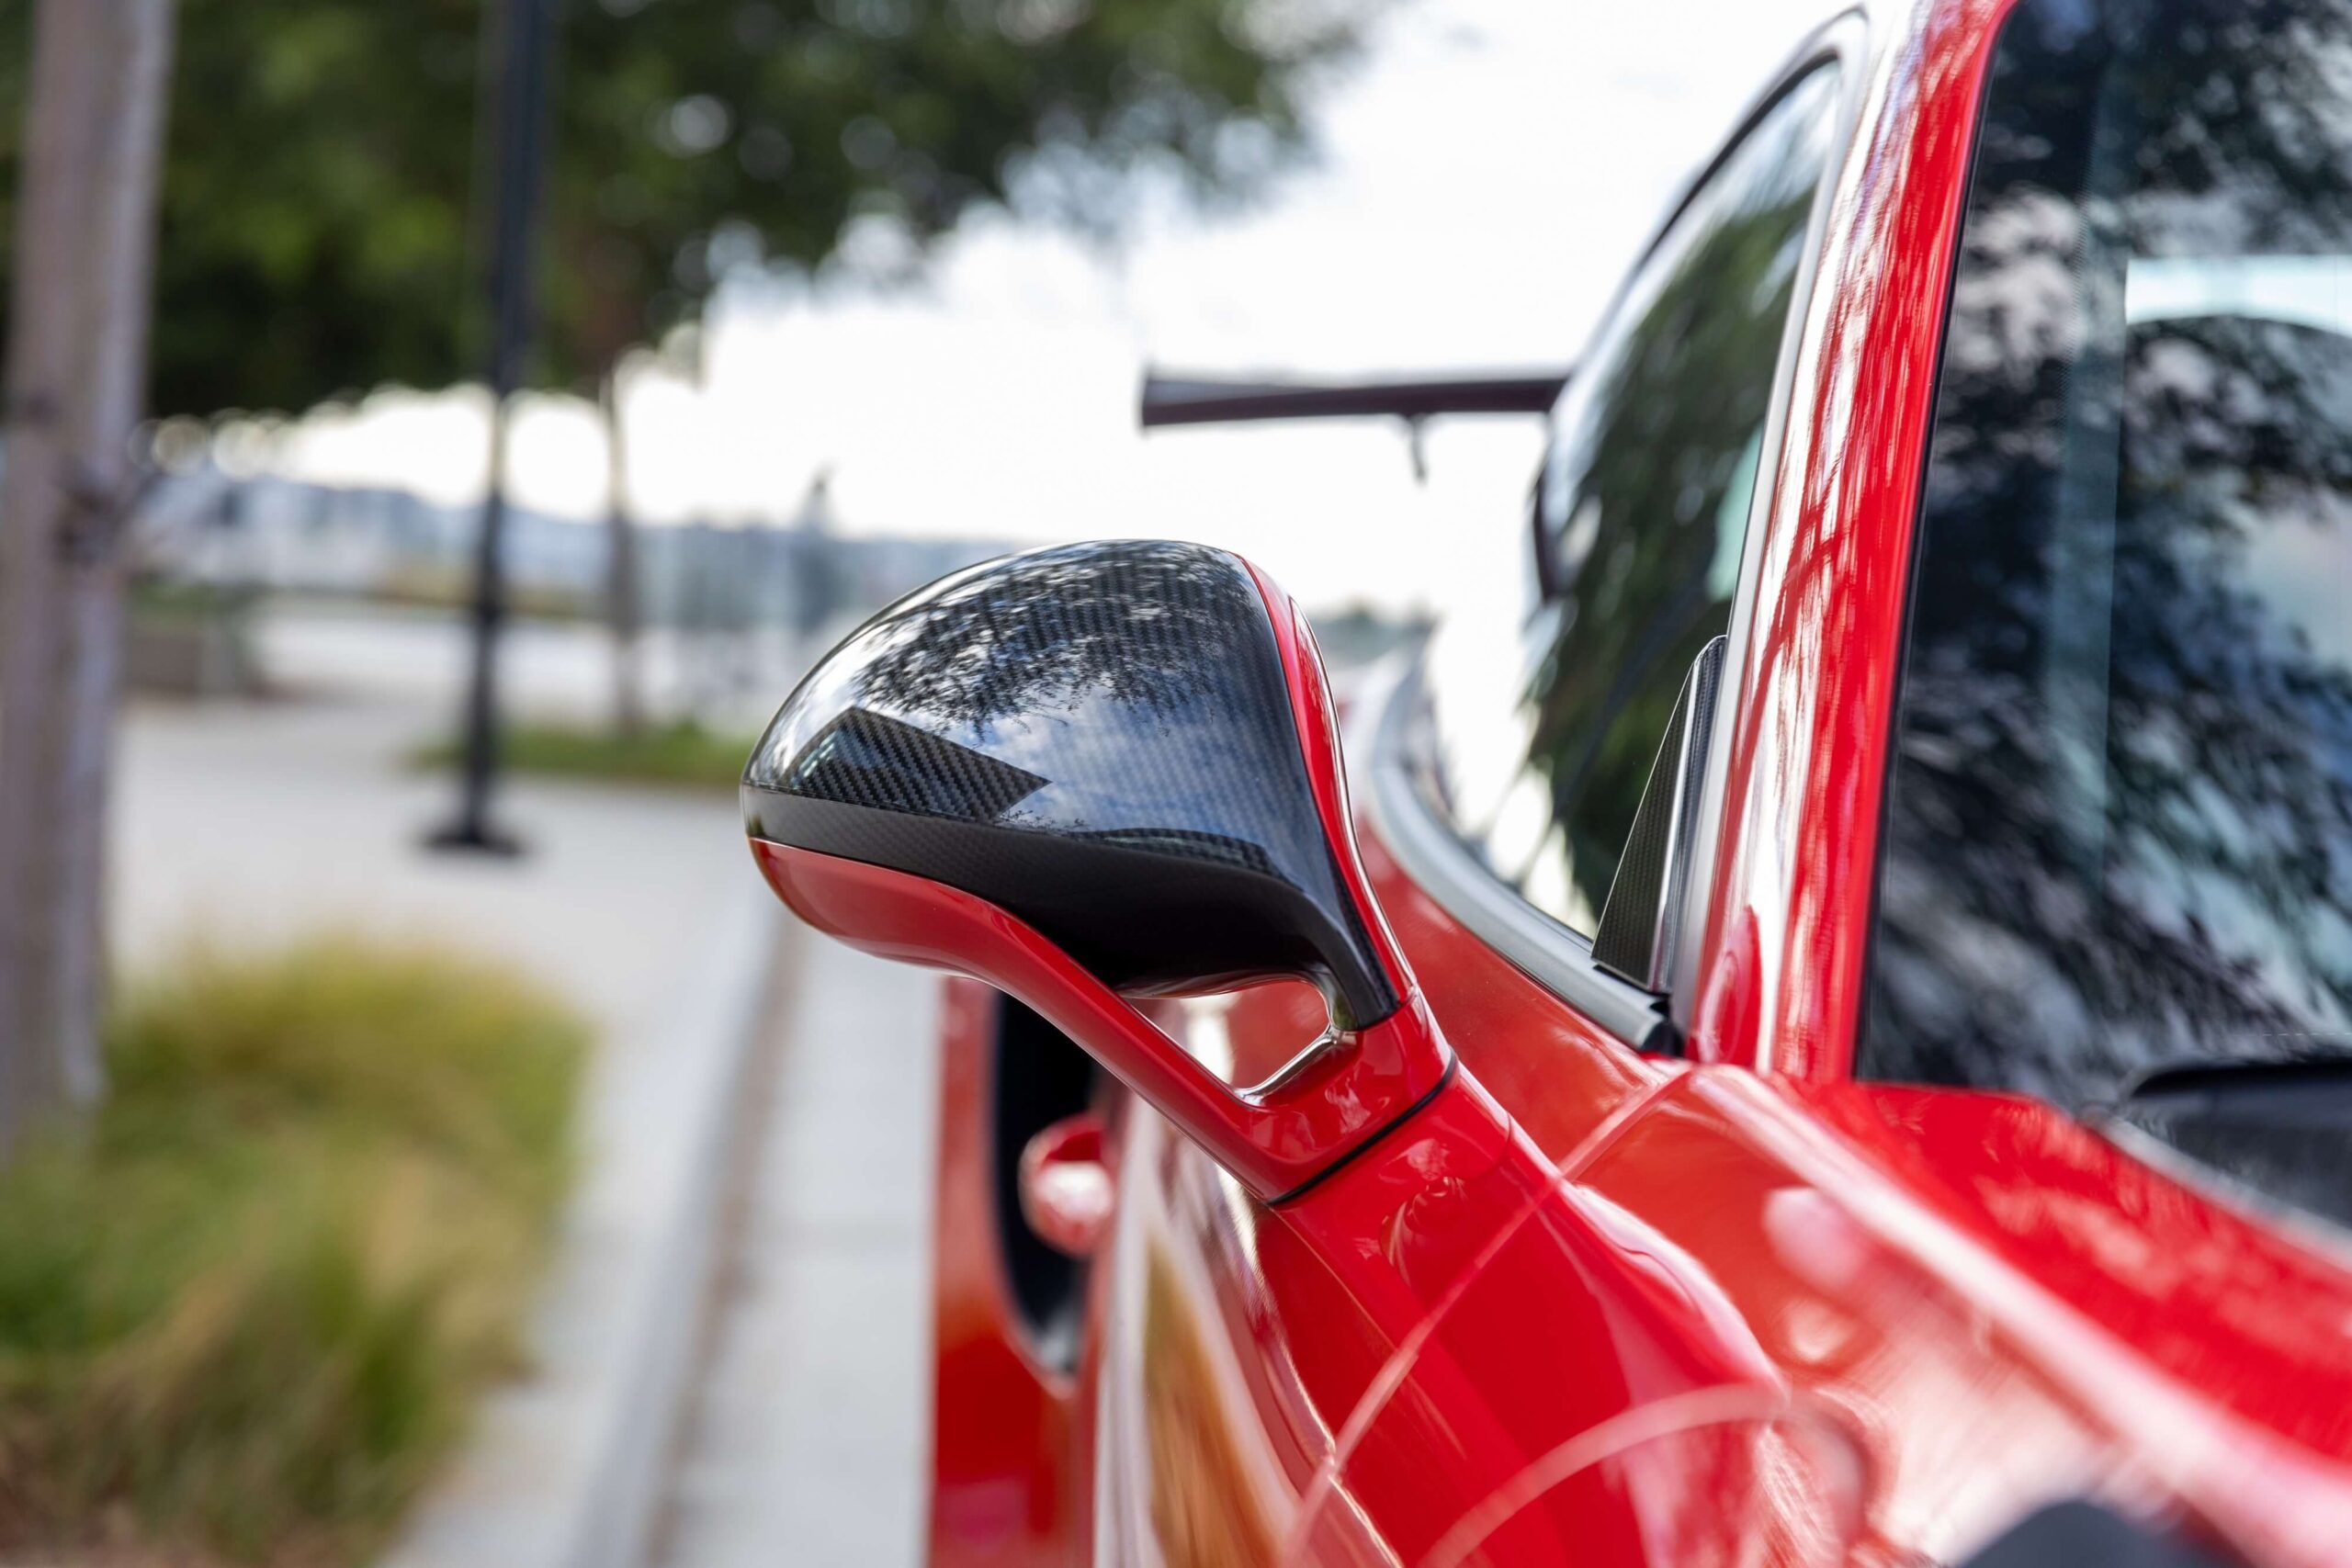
{"left": 2120, "top": 1057, "right": 2352, "bottom": 1126}
{"left": 2105, "top": 1058, "right": 2352, "bottom": 1229}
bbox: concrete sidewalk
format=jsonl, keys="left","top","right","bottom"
{"left": 110, "top": 604, "right": 786, "bottom": 1568}
{"left": 649, "top": 938, "right": 939, "bottom": 1568}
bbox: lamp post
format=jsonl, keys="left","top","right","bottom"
{"left": 432, "top": 0, "right": 555, "bottom": 855}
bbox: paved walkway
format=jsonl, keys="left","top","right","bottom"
{"left": 114, "top": 694, "right": 749, "bottom": 1033}
{"left": 649, "top": 937, "right": 940, "bottom": 1568}
{"left": 114, "top": 604, "right": 754, "bottom": 987}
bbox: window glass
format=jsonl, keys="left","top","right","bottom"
{"left": 1415, "top": 63, "right": 1839, "bottom": 934}
{"left": 1866, "top": 0, "right": 2352, "bottom": 1116}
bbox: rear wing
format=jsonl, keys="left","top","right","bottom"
{"left": 1138, "top": 369, "right": 1568, "bottom": 429}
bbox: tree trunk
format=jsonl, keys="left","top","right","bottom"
{"left": 600, "top": 368, "right": 645, "bottom": 738}
{"left": 0, "top": 0, "right": 177, "bottom": 1150}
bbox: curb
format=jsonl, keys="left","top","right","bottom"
{"left": 380, "top": 874, "right": 788, "bottom": 1568}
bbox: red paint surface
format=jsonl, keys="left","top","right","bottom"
{"left": 1248, "top": 558, "right": 1419, "bottom": 1015}
{"left": 1692, "top": 0, "right": 2009, "bottom": 1081}
{"left": 929, "top": 976, "right": 1082, "bottom": 1568}
{"left": 751, "top": 839, "right": 1447, "bottom": 1201}
{"left": 1018, "top": 1111, "right": 1114, "bottom": 1258}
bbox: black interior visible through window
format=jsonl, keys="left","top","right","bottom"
{"left": 990, "top": 995, "right": 1096, "bottom": 1370}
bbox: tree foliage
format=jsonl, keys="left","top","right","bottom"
{"left": 0, "top": 0, "right": 1356, "bottom": 417}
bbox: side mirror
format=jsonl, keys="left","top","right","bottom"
{"left": 741, "top": 539, "right": 1451, "bottom": 1202}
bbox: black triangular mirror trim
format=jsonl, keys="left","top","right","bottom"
{"left": 1593, "top": 636, "right": 1729, "bottom": 992}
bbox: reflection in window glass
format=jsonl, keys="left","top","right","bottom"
{"left": 1866, "top": 0, "right": 2352, "bottom": 1115}
{"left": 1417, "top": 64, "right": 1837, "bottom": 934}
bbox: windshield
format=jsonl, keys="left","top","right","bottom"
{"left": 1862, "top": 0, "right": 2352, "bottom": 1141}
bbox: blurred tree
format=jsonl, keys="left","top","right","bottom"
{"left": 0, "top": 0, "right": 1352, "bottom": 1134}
{"left": 0, "top": 0, "right": 175, "bottom": 1150}
{"left": 0, "top": 0, "right": 1358, "bottom": 732}
{"left": 0, "top": 0, "right": 1354, "bottom": 410}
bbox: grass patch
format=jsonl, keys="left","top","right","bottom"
{"left": 0, "top": 938, "right": 587, "bottom": 1566}
{"left": 410, "top": 719, "right": 759, "bottom": 792}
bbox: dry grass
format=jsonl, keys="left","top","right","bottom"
{"left": 0, "top": 938, "right": 586, "bottom": 1566}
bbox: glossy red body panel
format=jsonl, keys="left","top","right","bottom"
{"left": 751, "top": 840, "right": 1446, "bottom": 1201}
{"left": 1018, "top": 1111, "right": 1114, "bottom": 1259}
{"left": 870, "top": 3, "right": 2352, "bottom": 1564}
{"left": 1268, "top": 1053, "right": 2352, "bottom": 1567}
{"left": 1248, "top": 559, "right": 1419, "bottom": 1015}
{"left": 1692, "top": 0, "right": 2008, "bottom": 1081}
{"left": 930, "top": 976, "right": 1082, "bottom": 1568}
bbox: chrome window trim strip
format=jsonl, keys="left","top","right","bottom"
{"left": 1365, "top": 660, "right": 1673, "bottom": 1054}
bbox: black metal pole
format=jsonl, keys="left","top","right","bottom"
{"left": 432, "top": 0, "right": 554, "bottom": 855}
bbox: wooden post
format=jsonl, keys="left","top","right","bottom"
{"left": 0, "top": 0, "right": 176, "bottom": 1148}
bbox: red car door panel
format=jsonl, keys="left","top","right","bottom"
{"left": 1281, "top": 1060, "right": 2143, "bottom": 1566}
{"left": 1295, "top": 1173, "right": 1819, "bottom": 1566}
{"left": 1790, "top": 1081, "right": 2352, "bottom": 1455}
{"left": 1573, "top": 1068, "right": 2352, "bottom": 1562}
{"left": 933, "top": 978, "right": 1086, "bottom": 1568}
{"left": 1087, "top": 1089, "right": 1411, "bottom": 1566}
{"left": 1181, "top": 982, "right": 2352, "bottom": 1567}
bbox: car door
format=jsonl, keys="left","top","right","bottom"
{"left": 1080, "top": 29, "right": 1860, "bottom": 1567}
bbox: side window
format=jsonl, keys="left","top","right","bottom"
{"left": 1419, "top": 63, "right": 1840, "bottom": 936}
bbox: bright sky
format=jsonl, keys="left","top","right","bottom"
{"left": 273, "top": 0, "right": 1831, "bottom": 612}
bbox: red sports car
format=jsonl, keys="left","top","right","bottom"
{"left": 743, "top": 0, "right": 2352, "bottom": 1562}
